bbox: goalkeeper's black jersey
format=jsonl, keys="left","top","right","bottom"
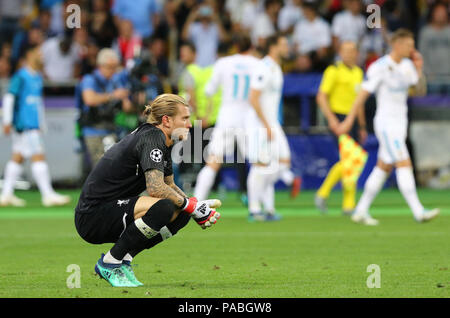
{"left": 75, "top": 123, "right": 173, "bottom": 214}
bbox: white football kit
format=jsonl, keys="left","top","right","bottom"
{"left": 362, "top": 55, "right": 419, "bottom": 164}
{"left": 204, "top": 53, "right": 260, "bottom": 159}
{"left": 247, "top": 56, "right": 291, "bottom": 164}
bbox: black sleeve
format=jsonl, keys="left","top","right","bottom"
{"left": 136, "top": 130, "right": 167, "bottom": 173}
{"left": 164, "top": 151, "right": 173, "bottom": 177}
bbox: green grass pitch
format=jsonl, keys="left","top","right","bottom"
{"left": 0, "top": 188, "right": 449, "bottom": 298}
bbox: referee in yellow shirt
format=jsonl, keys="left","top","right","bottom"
{"left": 315, "top": 41, "right": 367, "bottom": 214}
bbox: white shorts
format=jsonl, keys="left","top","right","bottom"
{"left": 205, "top": 105, "right": 250, "bottom": 161}
{"left": 374, "top": 123, "right": 410, "bottom": 164}
{"left": 247, "top": 123, "right": 291, "bottom": 165}
{"left": 206, "top": 125, "right": 248, "bottom": 161}
{"left": 12, "top": 130, "right": 44, "bottom": 158}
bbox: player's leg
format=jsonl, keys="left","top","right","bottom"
{"left": 395, "top": 159, "right": 440, "bottom": 222}
{"left": 26, "top": 131, "right": 70, "bottom": 206}
{"left": 124, "top": 199, "right": 191, "bottom": 264}
{"left": 261, "top": 165, "right": 281, "bottom": 221}
{"left": 352, "top": 160, "right": 391, "bottom": 225}
{"left": 194, "top": 160, "right": 222, "bottom": 201}
{"left": 246, "top": 126, "right": 271, "bottom": 220}
{"left": 0, "top": 152, "right": 26, "bottom": 206}
{"left": 247, "top": 163, "right": 271, "bottom": 221}
{"left": 277, "top": 127, "right": 302, "bottom": 198}
{"left": 194, "top": 126, "right": 230, "bottom": 201}
{"left": 93, "top": 196, "right": 177, "bottom": 287}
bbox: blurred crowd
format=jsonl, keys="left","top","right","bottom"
{"left": 0, "top": 0, "right": 449, "bottom": 95}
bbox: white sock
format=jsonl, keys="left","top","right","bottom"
{"left": 31, "top": 161, "right": 55, "bottom": 198}
{"left": 278, "top": 162, "right": 294, "bottom": 186}
{"left": 247, "top": 166, "right": 264, "bottom": 213}
{"left": 103, "top": 251, "right": 122, "bottom": 264}
{"left": 396, "top": 167, "right": 424, "bottom": 219}
{"left": 123, "top": 253, "right": 133, "bottom": 262}
{"left": 355, "top": 166, "right": 388, "bottom": 216}
{"left": 194, "top": 165, "right": 217, "bottom": 201}
{"left": 1, "top": 161, "right": 23, "bottom": 198}
{"left": 262, "top": 182, "right": 275, "bottom": 214}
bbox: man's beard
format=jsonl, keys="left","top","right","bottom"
{"left": 171, "top": 128, "right": 189, "bottom": 143}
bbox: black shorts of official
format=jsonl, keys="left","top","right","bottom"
{"left": 75, "top": 196, "right": 140, "bottom": 244}
{"left": 334, "top": 113, "right": 359, "bottom": 146}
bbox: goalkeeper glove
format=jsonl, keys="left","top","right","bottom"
{"left": 182, "top": 197, "right": 222, "bottom": 229}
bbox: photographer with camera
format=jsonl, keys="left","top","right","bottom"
{"left": 78, "top": 48, "right": 133, "bottom": 168}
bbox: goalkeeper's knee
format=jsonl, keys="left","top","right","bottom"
{"left": 140, "top": 199, "right": 175, "bottom": 232}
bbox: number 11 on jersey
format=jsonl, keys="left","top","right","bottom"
{"left": 233, "top": 74, "right": 250, "bottom": 101}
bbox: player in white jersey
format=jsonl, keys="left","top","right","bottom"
{"left": 246, "top": 34, "right": 301, "bottom": 221}
{"left": 194, "top": 35, "right": 260, "bottom": 201}
{"left": 338, "top": 29, "right": 440, "bottom": 225}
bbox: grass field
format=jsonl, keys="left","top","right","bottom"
{"left": 0, "top": 188, "right": 449, "bottom": 298}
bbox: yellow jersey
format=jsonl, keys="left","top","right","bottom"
{"left": 319, "top": 61, "right": 363, "bottom": 115}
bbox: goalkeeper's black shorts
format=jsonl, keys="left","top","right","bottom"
{"left": 74, "top": 196, "right": 140, "bottom": 244}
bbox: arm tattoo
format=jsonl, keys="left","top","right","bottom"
{"left": 145, "top": 169, "right": 185, "bottom": 208}
{"left": 414, "top": 74, "right": 427, "bottom": 97}
{"left": 164, "top": 174, "right": 187, "bottom": 198}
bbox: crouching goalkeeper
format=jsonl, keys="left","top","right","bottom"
{"left": 74, "top": 94, "right": 221, "bottom": 287}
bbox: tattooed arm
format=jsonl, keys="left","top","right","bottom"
{"left": 164, "top": 174, "right": 187, "bottom": 199}
{"left": 145, "top": 169, "right": 186, "bottom": 208}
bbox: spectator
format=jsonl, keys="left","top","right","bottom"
{"left": 79, "top": 39, "right": 99, "bottom": 76}
{"left": 40, "top": 0, "right": 65, "bottom": 37}
{"left": 0, "top": 41, "right": 12, "bottom": 96}
{"left": 0, "top": 0, "right": 24, "bottom": 46}
{"left": 0, "top": 55, "right": 11, "bottom": 97}
{"left": 240, "top": 0, "right": 264, "bottom": 34}
{"left": 78, "top": 48, "right": 133, "bottom": 167}
{"left": 111, "top": 0, "right": 161, "bottom": 39}
{"left": 418, "top": 2, "right": 450, "bottom": 94}
{"left": 147, "top": 36, "right": 169, "bottom": 78}
{"left": 331, "top": 0, "right": 366, "bottom": 51}
{"left": 292, "top": 1, "right": 332, "bottom": 72}
{"left": 88, "top": 0, "right": 118, "bottom": 48}
{"left": 112, "top": 19, "right": 142, "bottom": 68}
{"left": 359, "top": 16, "right": 391, "bottom": 70}
{"left": 41, "top": 31, "right": 81, "bottom": 83}
{"left": 251, "top": 0, "right": 282, "bottom": 49}
{"left": 278, "top": 0, "right": 304, "bottom": 36}
{"left": 225, "top": 0, "right": 250, "bottom": 32}
{"left": 166, "top": 0, "right": 197, "bottom": 42}
{"left": 11, "top": 23, "right": 44, "bottom": 68}
{"left": 182, "top": 4, "right": 228, "bottom": 67}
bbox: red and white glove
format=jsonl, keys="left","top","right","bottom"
{"left": 182, "top": 197, "right": 222, "bottom": 229}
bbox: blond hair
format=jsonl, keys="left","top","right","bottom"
{"left": 144, "top": 94, "right": 189, "bottom": 125}
{"left": 390, "top": 28, "right": 414, "bottom": 44}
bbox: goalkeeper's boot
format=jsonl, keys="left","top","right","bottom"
{"left": 0, "top": 195, "right": 26, "bottom": 207}
{"left": 290, "top": 176, "right": 302, "bottom": 199}
{"left": 415, "top": 208, "right": 440, "bottom": 223}
{"left": 265, "top": 212, "right": 282, "bottom": 222}
{"left": 248, "top": 212, "right": 266, "bottom": 222}
{"left": 122, "top": 260, "right": 144, "bottom": 286}
{"left": 351, "top": 212, "right": 379, "bottom": 226}
{"left": 314, "top": 194, "right": 328, "bottom": 214}
{"left": 94, "top": 254, "right": 137, "bottom": 287}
